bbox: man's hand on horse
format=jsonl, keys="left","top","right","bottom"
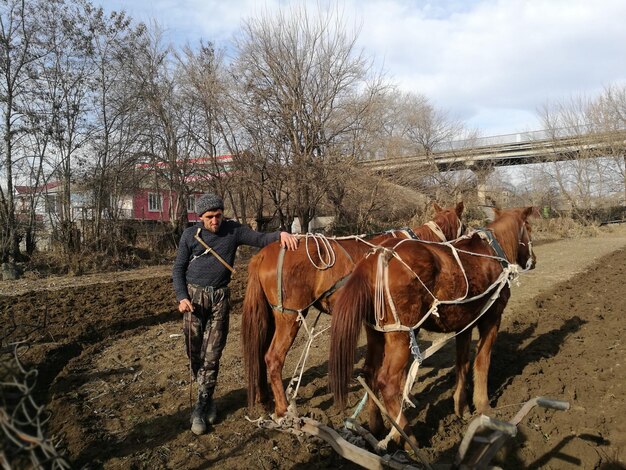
{"left": 280, "top": 232, "right": 299, "bottom": 251}
{"left": 178, "top": 298, "right": 194, "bottom": 313}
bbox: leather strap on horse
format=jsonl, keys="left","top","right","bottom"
{"left": 193, "top": 227, "right": 236, "bottom": 274}
{"left": 396, "top": 227, "right": 419, "bottom": 240}
{"left": 476, "top": 228, "right": 509, "bottom": 268}
{"left": 276, "top": 246, "right": 286, "bottom": 312}
{"left": 273, "top": 239, "right": 354, "bottom": 315}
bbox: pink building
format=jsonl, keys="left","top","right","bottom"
{"left": 130, "top": 189, "right": 204, "bottom": 223}
{"left": 132, "top": 154, "right": 233, "bottom": 222}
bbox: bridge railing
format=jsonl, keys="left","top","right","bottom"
{"left": 442, "top": 126, "right": 593, "bottom": 152}
{"left": 361, "top": 124, "right": 625, "bottom": 163}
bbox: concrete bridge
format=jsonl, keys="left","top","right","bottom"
{"left": 360, "top": 127, "right": 626, "bottom": 203}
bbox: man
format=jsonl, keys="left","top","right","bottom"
{"left": 172, "top": 193, "right": 298, "bottom": 435}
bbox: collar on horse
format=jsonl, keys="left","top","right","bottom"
{"left": 476, "top": 228, "right": 509, "bottom": 268}
{"left": 394, "top": 227, "right": 420, "bottom": 240}
{"left": 424, "top": 221, "right": 447, "bottom": 241}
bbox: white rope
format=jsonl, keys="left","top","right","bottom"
{"left": 351, "top": 223, "right": 535, "bottom": 446}
{"left": 304, "top": 233, "right": 336, "bottom": 269}
{"left": 425, "top": 221, "right": 447, "bottom": 242}
{"left": 399, "top": 264, "right": 518, "bottom": 407}
{"left": 372, "top": 229, "right": 533, "bottom": 334}
{"left": 367, "top": 224, "right": 535, "bottom": 437}
{"left": 284, "top": 309, "right": 330, "bottom": 405}
{"left": 299, "top": 230, "right": 407, "bottom": 270}
{"left": 370, "top": 263, "right": 520, "bottom": 446}
{"left": 370, "top": 237, "right": 473, "bottom": 333}
{"left": 374, "top": 251, "right": 387, "bottom": 324}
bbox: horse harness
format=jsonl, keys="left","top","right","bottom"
{"left": 475, "top": 227, "right": 509, "bottom": 269}
{"left": 270, "top": 229, "right": 420, "bottom": 315}
{"left": 367, "top": 227, "right": 518, "bottom": 334}
{"left": 271, "top": 238, "right": 354, "bottom": 315}
{"left": 356, "top": 227, "right": 528, "bottom": 437}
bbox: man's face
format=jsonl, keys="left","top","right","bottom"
{"left": 200, "top": 209, "right": 223, "bottom": 233}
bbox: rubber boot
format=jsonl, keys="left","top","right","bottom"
{"left": 190, "top": 391, "right": 211, "bottom": 435}
{"left": 207, "top": 399, "right": 217, "bottom": 425}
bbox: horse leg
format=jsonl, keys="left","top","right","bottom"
{"left": 364, "top": 327, "right": 385, "bottom": 437}
{"left": 453, "top": 330, "right": 472, "bottom": 418}
{"left": 473, "top": 306, "right": 503, "bottom": 414}
{"left": 265, "top": 311, "right": 302, "bottom": 417}
{"left": 377, "top": 332, "right": 417, "bottom": 450}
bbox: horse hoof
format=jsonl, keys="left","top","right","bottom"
{"left": 475, "top": 404, "right": 494, "bottom": 416}
{"left": 454, "top": 405, "right": 469, "bottom": 419}
{"left": 287, "top": 402, "right": 299, "bottom": 416}
{"left": 191, "top": 416, "right": 207, "bottom": 435}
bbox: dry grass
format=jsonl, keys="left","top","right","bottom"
{"left": 532, "top": 216, "right": 601, "bottom": 241}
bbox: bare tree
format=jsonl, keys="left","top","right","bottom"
{"left": 588, "top": 84, "right": 626, "bottom": 205}
{"left": 358, "top": 87, "right": 480, "bottom": 207}
{"left": 81, "top": 3, "right": 148, "bottom": 251}
{"left": 0, "top": 0, "right": 52, "bottom": 261}
{"left": 37, "top": 0, "right": 98, "bottom": 254}
{"left": 126, "top": 23, "right": 202, "bottom": 239}
{"left": 537, "top": 87, "right": 626, "bottom": 220}
{"left": 176, "top": 42, "right": 255, "bottom": 222}
{"left": 402, "top": 92, "right": 466, "bottom": 155}
{"left": 233, "top": 4, "right": 385, "bottom": 233}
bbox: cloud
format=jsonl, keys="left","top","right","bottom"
{"left": 353, "top": 0, "right": 626, "bottom": 132}
{"left": 98, "top": 0, "right": 626, "bottom": 135}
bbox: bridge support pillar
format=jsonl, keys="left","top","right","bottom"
{"left": 471, "top": 165, "right": 494, "bottom": 205}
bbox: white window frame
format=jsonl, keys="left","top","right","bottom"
{"left": 45, "top": 194, "right": 58, "bottom": 214}
{"left": 148, "top": 192, "right": 162, "bottom": 212}
{"left": 187, "top": 195, "right": 196, "bottom": 212}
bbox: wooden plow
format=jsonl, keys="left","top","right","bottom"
{"left": 253, "top": 394, "right": 570, "bottom": 470}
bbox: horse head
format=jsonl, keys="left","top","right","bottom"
{"left": 518, "top": 207, "right": 538, "bottom": 271}
{"left": 432, "top": 201, "right": 465, "bottom": 240}
{"left": 493, "top": 206, "right": 538, "bottom": 271}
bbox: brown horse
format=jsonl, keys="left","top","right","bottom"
{"left": 242, "top": 202, "right": 465, "bottom": 418}
{"left": 328, "top": 207, "right": 537, "bottom": 449}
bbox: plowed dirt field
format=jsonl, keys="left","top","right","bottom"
{"left": 2, "top": 225, "right": 626, "bottom": 469}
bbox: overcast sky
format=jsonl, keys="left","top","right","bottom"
{"left": 97, "top": 0, "right": 626, "bottom": 138}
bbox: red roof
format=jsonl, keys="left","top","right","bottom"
{"left": 135, "top": 155, "right": 233, "bottom": 170}
{"left": 15, "top": 181, "right": 61, "bottom": 194}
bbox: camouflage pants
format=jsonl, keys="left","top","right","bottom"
{"left": 183, "top": 284, "right": 230, "bottom": 397}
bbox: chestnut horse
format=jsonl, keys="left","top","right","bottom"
{"left": 328, "top": 207, "right": 537, "bottom": 448}
{"left": 242, "top": 202, "right": 465, "bottom": 418}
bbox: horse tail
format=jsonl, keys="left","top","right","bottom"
{"left": 329, "top": 263, "right": 373, "bottom": 409}
{"left": 242, "top": 252, "right": 272, "bottom": 409}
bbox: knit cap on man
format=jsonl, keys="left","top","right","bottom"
{"left": 196, "top": 194, "right": 224, "bottom": 216}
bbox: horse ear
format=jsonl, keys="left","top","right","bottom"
{"left": 433, "top": 202, "right": 443, "bottom": 212}
{"left": 455, "top": 201, "right": 464, "bottom": 217}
